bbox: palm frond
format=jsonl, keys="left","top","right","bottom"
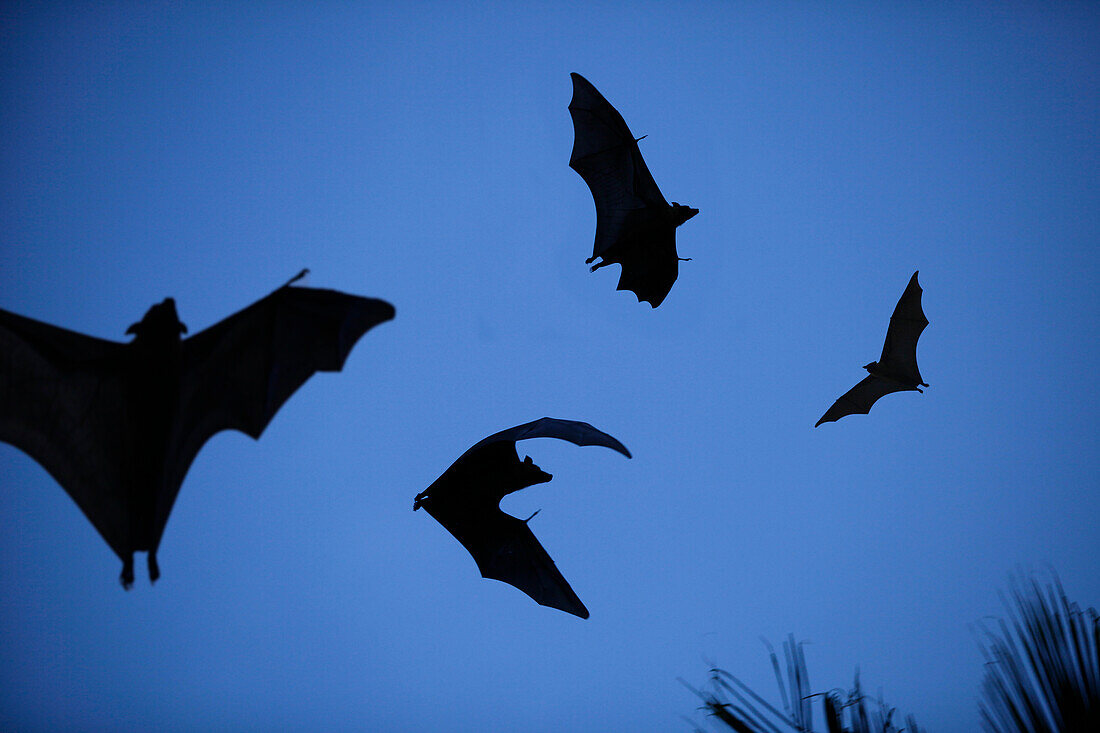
{"left": 977, "top": 574, "right": 1099, "bottom": 733}
{"left": 683, "top": 637, "right": 921, "bottom": 733}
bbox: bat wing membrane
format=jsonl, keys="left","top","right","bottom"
{"left": 815, "top": 375, "right": 911, "bottom": 427}
{"left": 568, "top": 73, "right": 669, "bottom": 261}
{"left": 427, "top": 503, "right": 589, "bottom": 619}
{"left": 470, "top": 416, "right": 631, "bottom": 458}
{"left": 608, "top": 227, "right": 679, "bottom": 307}
{"left": 879, "top": 271, "right": 928, "bottom": 384}
{"left": 162, "top": 286, "right": 394, "bottom": 532}
{"left": 0, "top": 309, "right": 134, "bottom": 558}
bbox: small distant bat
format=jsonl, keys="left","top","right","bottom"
{"left": 0, "top": 270, "right": 395, "bottom": 586}
{"left": 568, "top": 72, "right": 698, "bottom": 308}
{"left": 816, "top": 271, "right": 928, "bottom": 427}
{"left": 413, "top": 417, "right": 631, "bottom": 619}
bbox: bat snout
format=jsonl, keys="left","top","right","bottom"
{"left": 520, "top": 456, "right": 552, "bottom": 486}
{"left": 670, "top": 203, "right": 699, "bottom": 227}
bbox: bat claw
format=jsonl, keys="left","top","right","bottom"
{"left": 148, "top": 552, "right": 160, "bottom": 583}
{"left": 120, "top": 555, "right": 135, "bottom": 590}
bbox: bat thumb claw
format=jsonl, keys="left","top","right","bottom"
{"left": 284, "top": 268, "right": 310, "bottom": 287}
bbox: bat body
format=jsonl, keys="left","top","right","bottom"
{"left": 568, "top": 72, "right": 697, "bottom": 308}
{"left": 413, "top": 418, "right": 631, "bottom": 619}
{"left": 0, "top": 270, "right": 395, "bottom": 586}
{"left": 816, "top": 271, "right": 929, "bottom": 427}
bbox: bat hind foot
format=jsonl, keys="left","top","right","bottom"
{"left": 148, "top": 552, "right": 160, "bottom": 583}
{"left": 120, "top": 555, "right": 135, "bottom": 590}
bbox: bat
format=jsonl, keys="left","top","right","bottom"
{"left": 816, "top": 271, "right": 929, "bottom": 427}
{"left": 568, "top": 72, "right": 698, "bottom": 308}
{"left": 413, "top": 417, "right": 631, "bottom": 619}
{"left": 0, "top": 269, "right": 395, "bottom": 587}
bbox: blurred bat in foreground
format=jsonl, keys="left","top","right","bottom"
{"left": 0, "top": 270, "right": 395, "bottom": 586}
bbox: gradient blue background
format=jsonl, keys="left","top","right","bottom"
{"left": 1, "top": 3, "right": 1097, "bottom": 730}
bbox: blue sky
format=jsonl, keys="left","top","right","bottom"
{"left": 1, "top": 2, "right": 1097, "bottom": 731}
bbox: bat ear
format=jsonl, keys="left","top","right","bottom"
{"left": 126, "top": 298, "right": 185, "bottom": 339}
{"left": 670, "top": 203, "right": 699, "bottom": 226}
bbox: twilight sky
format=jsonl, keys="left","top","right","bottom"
{"left": 1, "top": 3, "right": 1097, "bottom": 731}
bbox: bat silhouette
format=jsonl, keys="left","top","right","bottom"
{"left": 568, "top": 72, "right": 698, "bottom": 308}
{"left": 0, "top": 269, "right": 394, "bottom": 586}
{"left": 816, "top": 271, "right": 929, "bottom": 427}
{"left": 413, "top": 417, "right": 631, "bottom": 619}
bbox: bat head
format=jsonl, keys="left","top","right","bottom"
{"left": 517, "top": 454, "right": 553, "bottom": 487}
{"left": 670, "top": 202, "right": 699, "bottom": 227}
{"left": 863, "top": 361, "right": 879, "bottom": 373}
{"left": 126, "top": 298, "right": 188, "bottom": 340}
{"left": 489, "top": 454, "right": 552, "bottom": 496}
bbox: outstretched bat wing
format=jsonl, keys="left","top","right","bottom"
{"left": 470, "top": 416, "right": 632, "bottom": 458}
{"left": 422, "top": 504, "right": 590, "bottom": 619}
{"left": 815, "top": 375, "right": 911, "bottom": 427}
{"left": 0, "top": 309, "right": 133, "bottom": 556}
{"left": 568, "top": 72, "right": 669, "bottom": 260}
{"left": 878, "top": 271, "right": 928, "bottom": 384}
{"left": 161, "top": 285, "right": 395, "bottom": 535}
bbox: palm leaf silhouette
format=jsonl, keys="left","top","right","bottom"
{"left": 977, "top": 574, "right": 1099, "bottom": 733}
{"left": 681, "top": 635, "right": 922, "bottom": 732}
